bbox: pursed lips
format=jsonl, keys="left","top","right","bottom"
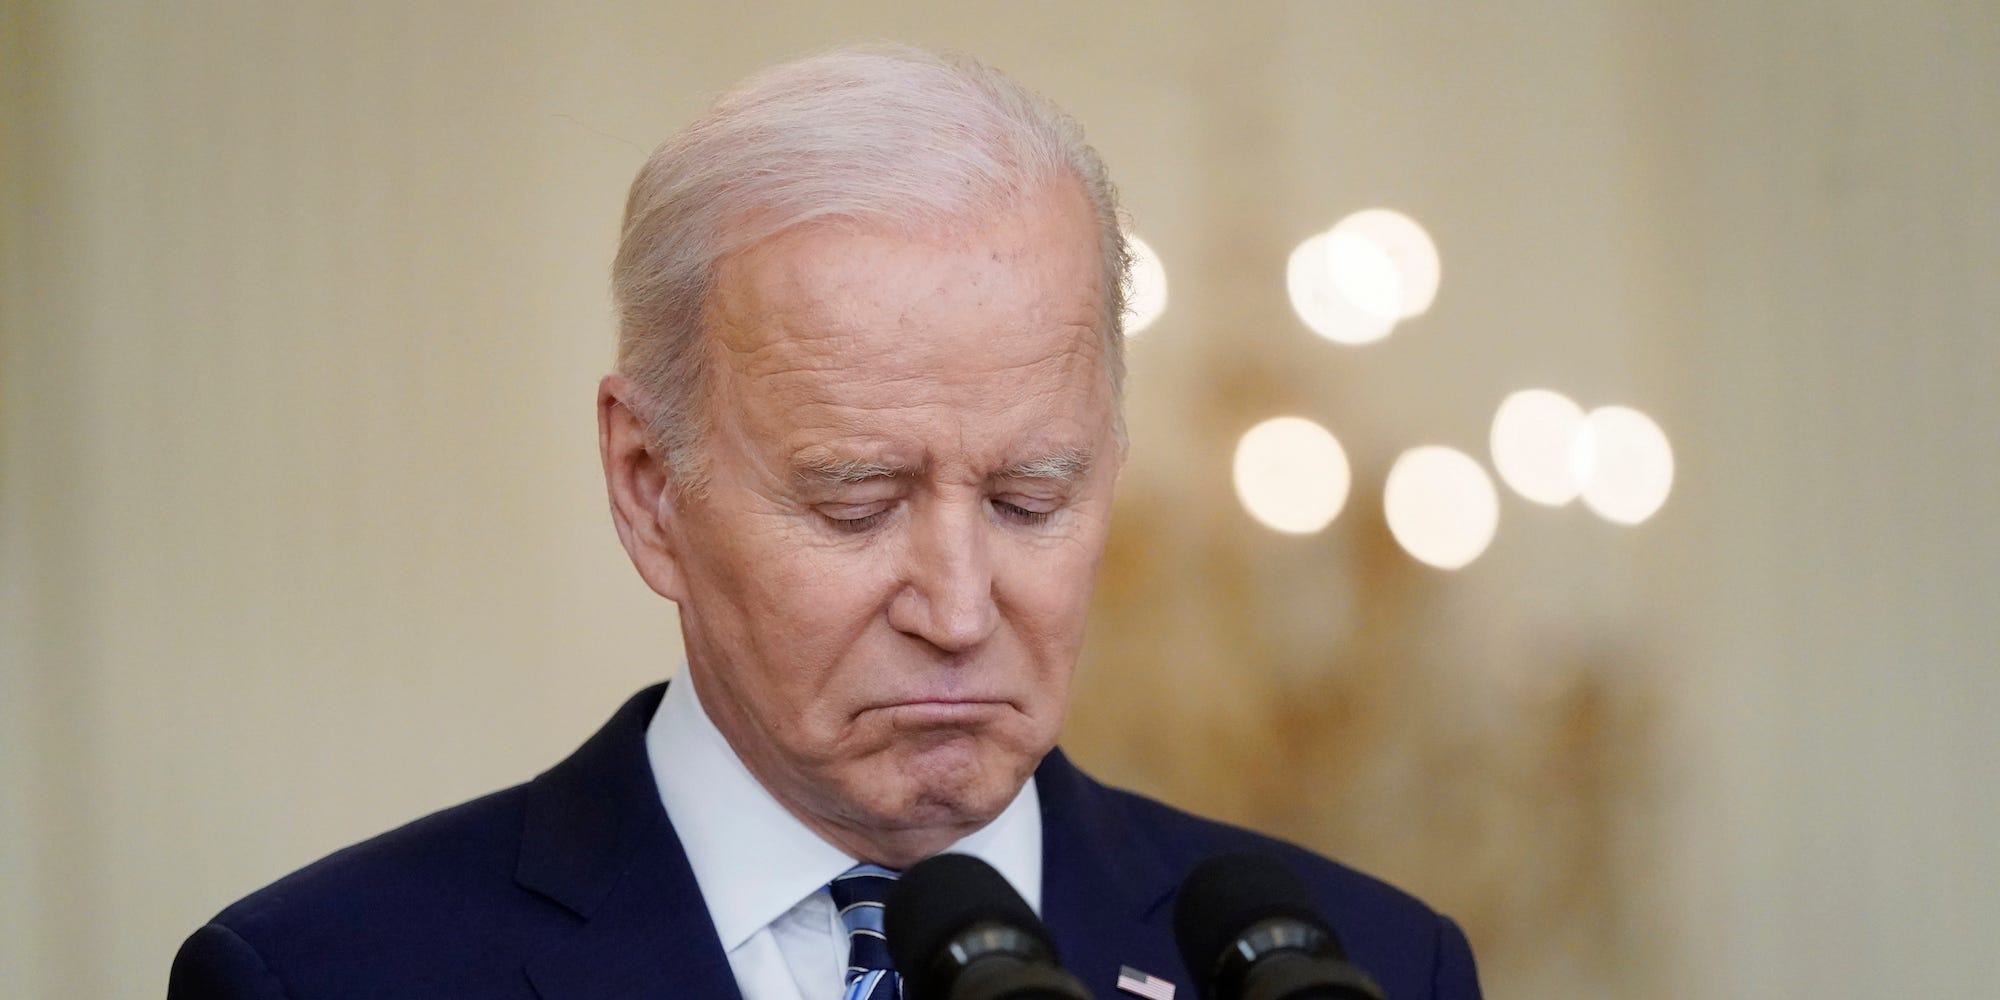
{"left": 868, "top": 697, "right": 1014, "bottom": 723}
{"left": 874, "top": 695, "right": 1011, "bottom": 708}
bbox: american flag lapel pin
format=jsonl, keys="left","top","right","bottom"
{"left": 1116, "top": 965, "right": 1176, "bottom": 1000}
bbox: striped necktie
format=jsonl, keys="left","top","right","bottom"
{"left": 829, "top": 863, "right": 901, "bottom": 1000}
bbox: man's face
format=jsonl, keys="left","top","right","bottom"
{"left": 662, "top": 182, "right": 1120, "bottom": 860}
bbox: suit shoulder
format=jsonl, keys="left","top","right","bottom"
{"left": 211, "top": 780, "right": 542, "bottom": 940}
{"left": 184, "top": 781, "right": 582, "bottom": 998}
{"left": 1042, "top": 756, "right": 1483, "bottom": 999}
{"left": 1098, "top": 782, "right": 1438, "bottom": 908}
{"left": 1090, "top": 779, "right": 1451, "bottom": 942}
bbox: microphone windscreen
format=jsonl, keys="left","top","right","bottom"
{"left": 1172, "top": 852, "right": 1343, "bottom": 997}
{"left": 885, "top": 853, "right": 1048, "bottom": 997}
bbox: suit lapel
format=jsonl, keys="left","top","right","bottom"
{"left": 1035, "top": 750, "right": 1188, "bottom": 999}
{"left": 516, "top": 683, "right": 743, "bottom": 1000}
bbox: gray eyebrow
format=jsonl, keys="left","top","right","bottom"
{"left": 791, "top": 449, "right": 1092, "bottom": 487}
{"left": 792, "top": 457, "right": 904, "bottom": 487}
{"left": 1000, "top": 449, "right": 1093, "bottom": 483}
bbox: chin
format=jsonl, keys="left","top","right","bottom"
{"left": 881, "top": 737, "right": 1036, "bottom": 826}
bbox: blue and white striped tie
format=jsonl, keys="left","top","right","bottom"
{"left": 829, "top": 863, "right": 901, "bottom": 1000}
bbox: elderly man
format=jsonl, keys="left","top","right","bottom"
{"left": 169, "top": 46, "right": 1480, "bottom": 1000}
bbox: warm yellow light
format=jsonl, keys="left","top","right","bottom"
{"left": 1286, "top": 208, "right": 1439, "bottom": 345}
{"left": 1383, "top": 446, "right": 1500, "bottom": 569}
{"left": 1574, "top": 406, "right": 1674, "bottom": 525}
{"left": 1325, "top": 231, "right": 1404, "bottom": 322}
{"left": 1123, "top": 233, "right": 1168, "bottom": 336}
{"left": 1232, "top": 416, "right": 1352, "bottom": 535}
{"left": 1490, "top": 388, "right": 1587, "bottom": 506}
{"left": 1335, "top": 208, "right": 1440, "bottom": 318}
{"left": 1286, "top": 233, "right": 1398, "bottom": 345}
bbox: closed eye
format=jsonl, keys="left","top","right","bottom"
{"left": 820, "top": 503, "right": 894, "bottom": 533}
{"left": 992, "top": 499, "right": 1054, "bottom": 526}
{"left": 830, "top": 511, "right": 890, "bottom": 533}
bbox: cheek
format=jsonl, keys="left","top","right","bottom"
{"left": 739, "top": 538, "right": 899, "bottom": 677}
{"left": 678, "top": 512, "right": 883, "bottom": 676}
{"left": 696, "top": 505, "right": 883, "bottom": 613}
{"left": 998, "top": 545, "right": 1101, "bottom": 658}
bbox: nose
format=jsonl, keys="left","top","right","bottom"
{"left": 887, "top": 500, "right": 1000, "bottom": 654}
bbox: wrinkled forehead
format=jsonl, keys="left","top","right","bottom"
{"left": 698, "top": 191, "right": 1117, "bottom": 472}
{"left": 704, "top": 184, "right": 1110, "bottom": 375}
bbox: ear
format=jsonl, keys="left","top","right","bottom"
{"left": 598, "top": 374, "right": 689, "bottom": 603}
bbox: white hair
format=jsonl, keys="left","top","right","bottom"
{"left": 610, "top": 44, "right": 1130, "bottom": 486}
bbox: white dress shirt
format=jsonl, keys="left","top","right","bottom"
{"left": 646, "top": 668, "right": 1043, "bottom": 1000}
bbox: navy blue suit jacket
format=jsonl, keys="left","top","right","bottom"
{"left": 170, "top": 684, "right": 1480, "bottom": 999}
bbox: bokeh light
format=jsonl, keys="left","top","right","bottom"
{"left": 1287, "top": 208, "right": 1440, "bottom": 345}
{"left": 1287, "top": 232, "right": 1399, "bottom": 345}
{"left": 1232, "top": 416, "right": 1352, "bottom": 535}
{"left": 1384, "top": 446, "right": 1500, "bottom": 569}
{"left": 1336, "top": 208, "right": 1441, "bottom": 318}
{"left": 1490, "top": 388, "right": 1588, "bottom": 506}
{"left": 1574, "top": 406, "right": 1674, "bottom": 524}
{"left": 1123, "top": 233, "right": 1168, "bottom": 335}
{"left": 1325, "top": 230, "right": 1404, "bottom": 323}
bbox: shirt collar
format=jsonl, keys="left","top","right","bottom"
{"left": 646, "top": 667, "right": 1043, "bottom": 951}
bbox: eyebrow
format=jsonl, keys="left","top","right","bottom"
{"left": 997, "top": 448, "right": 1093, "bottom": 483}
{"left": 792, "top": 456, "right": 907, "bottom": 487}
{"left": 790, "top": 447, "right": 1094, "bottom": 489}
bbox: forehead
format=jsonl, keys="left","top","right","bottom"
{"left": 710, "top": 182, "right": 1104, "bottom": 346}
{"left": 703, "top": 185, "right": 1113, "bottom": 472}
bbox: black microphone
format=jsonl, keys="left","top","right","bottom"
{"left": 1172, "top": 852, "right": 1386, "bottom": 1000}
{"left": 885, "top": 853, "right": 1092, "bottom": 1000}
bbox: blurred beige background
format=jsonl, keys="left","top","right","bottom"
{"left": 3, "top": 3, "right": 1996, "bottom": 998}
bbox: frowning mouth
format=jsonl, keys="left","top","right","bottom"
{"left": 870, "top": 699, "right": 1012, "bottom": 724}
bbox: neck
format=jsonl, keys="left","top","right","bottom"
{"left": 785, "top": 808, "right": 984, "bottom": 871}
